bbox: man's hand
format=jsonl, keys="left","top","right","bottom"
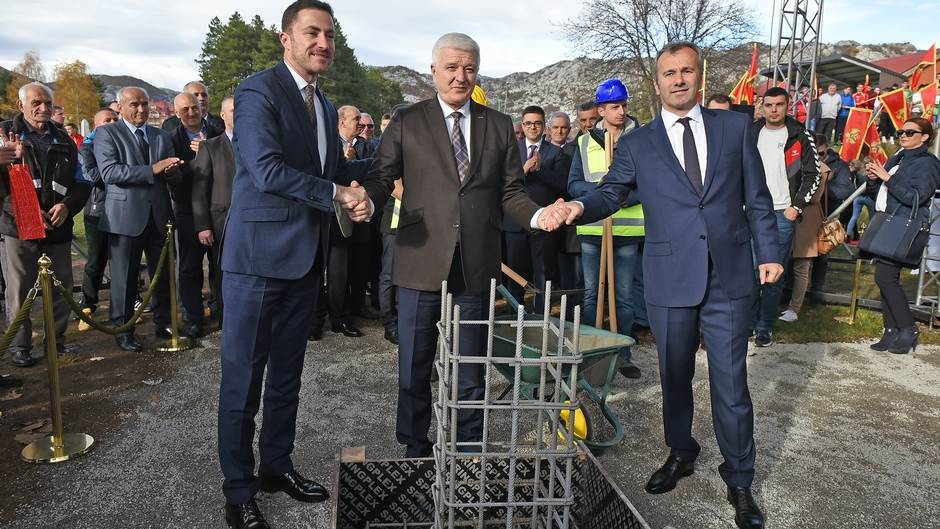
{"left": 523, "top": 151, "right": 540, "bottom": 174}
{"left": 758, "top": 263, "right": 784, "bottom": 285}
{"left": 783, "top": 206, "right": 800, "bottom": 221}
{"left": 197, "top": 229, "right": 214, "bottom": 247}
{"left": 0, "top": 132, "right": 23, "bottom": 165}
{"left": 564, "top": 200, "right": 584, "bottom": 225}
{"left": 190, "top": 139, "right": 205, "bottom": 155}
{"left": 537, "top": 198, "right": 571, "bottom": 232}
{"left": 47, "top": 203, "right": 69, "bottom": 228}
{"left": 336, "top": 180, "right": 370, "bottom": 222}
{"left": 344, "top": 144, "right": 356, "bottom": 160}
{"left": 152, "top": 157, "right": 182, "bottom": 175}
{"left": 391, "top": 178, "right": 404, "bottom": 200}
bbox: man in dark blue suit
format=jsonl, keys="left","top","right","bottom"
{"left": 565, "top": 42, "right": 782, "bottom": 529}
{"left": 217, "top": 2, "right": 370, "bottom": 527}
{"left": 503, "top": 105, "right": 567, "bottom": 306}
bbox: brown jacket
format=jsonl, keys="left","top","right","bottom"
{"left": 792, "top": 161, "right": 831, "bottom": 258}
{"left": 363, "top": 98, "right": 539, "bottom": 293}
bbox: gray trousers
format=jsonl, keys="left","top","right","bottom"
{"left": 1, "top": 237, "right": 72, "bottom": 352}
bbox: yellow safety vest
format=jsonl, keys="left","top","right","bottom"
{"left": 389, "top": 198, "right": 401, "bottom": 229}
{"left": 575, "top": 133, "right": 644, "bottom": 237}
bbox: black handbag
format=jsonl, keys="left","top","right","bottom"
{"left": 859, "top": 191, "right": 930, "bottom": 267}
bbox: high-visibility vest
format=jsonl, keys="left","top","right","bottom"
{"left": 389, "top": 198, "right": 401, "bottom": 229}
{"left": 575, "top": 133, "right": 645, "bottom": 237}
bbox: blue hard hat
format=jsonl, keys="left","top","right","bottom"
{"left": 595, "top": 79, "right": 629, "bottom": 105}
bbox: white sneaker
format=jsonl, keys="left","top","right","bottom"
{"left": 778, "top": 309, "right": 798, "bottom": 322}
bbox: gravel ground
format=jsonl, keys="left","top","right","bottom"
{"left": 0, "top": 317, "right": 937, "bottom": 529}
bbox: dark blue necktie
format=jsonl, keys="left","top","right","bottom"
{"left": 135, "top": 128, "right": 150, "bottom": 164}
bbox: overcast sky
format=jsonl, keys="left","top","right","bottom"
{"left": 0, "top": 0, "right": 935, "bottom": 90}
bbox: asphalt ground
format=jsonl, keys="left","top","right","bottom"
{"left": 0, "top": 315, "right": 937, "bottom": 529}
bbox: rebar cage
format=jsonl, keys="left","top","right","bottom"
{"left": 432, "top": 279, "right": 582, "bottom": 529}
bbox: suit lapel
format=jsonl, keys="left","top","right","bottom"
{"left": 701, "top": 108, "right": 723, "bottom": 197}
{"left": 648, "top": 116, "right": 699, "bottom": 196}
{"left": 115, "top": 121, "right": 142, "bottom": 165}
{"left": 464, "top": 101, "right": 486, "bottom": 188}
{"left": 273, "top": 61, "right": 320, "bottom": 174}
{"left": 423, "top": 99, "right": 461, "bottom": 184}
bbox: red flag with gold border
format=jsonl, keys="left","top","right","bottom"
{"left": 729, "top": 44, "right": 757, "bottom": 105}
{"left": 879, "top": 87, "right": 910, "bottom": 130}
{"left": 909, "top": 44, "right": 936, "bottom": 90}
{"left": 840, "top": 107, "right": 872, "bottom": 161}
{"left": 917, "top": 81, "right": 937, "bottom": 121}
{"left": 862, "top": 115, "right": 887, "bottom": 166}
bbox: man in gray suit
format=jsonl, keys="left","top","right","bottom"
{"left": 191, "top": 95, "right": 236, "bottom": 322}
{"left": 93, "top": 86, "right": 182, "bottom": 352}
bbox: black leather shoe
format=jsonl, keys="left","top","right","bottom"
{"left": 225, "top": 498, "right": 271, "bottom": 529}
{"left": 154, "top": 326, "right": 173, "bottom": 339}
{"left": 331, "top": 322, "right": 364, "bottom": 337}
{"left": 259, "top": 469, "right": 329, "bottom": 503}
{"left": 183, "top": 322, "right": 202, "bottom": 339}
{"left": 9, "top": 349, "right": 35, "bottom": 367}
{"left": 888, "top": 327, "right": 919, "bottom": 354}
{"left": 619, "top": 364, "right": 641, "bottom": 379}
{"left": 405, "top": 445, "right": 433, "bottom": 458}
{"left": 727, "top": 487, "right": 765, "bottom": 529}
{"left": 115, "top": 334, "right": 143, "bottom": 352}
{"left": 0, "top": 375, "right": 23, "bottom": 388}
{"left": 384, "top": 328, "right": 399, "bottom": 345}
{"left": 645, "top": 454, "right": 696, "bottom": 494}
{"left": 307, "top": 330, "right": 323, "bottom": 341}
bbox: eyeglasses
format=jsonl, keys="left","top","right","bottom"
{"left": 362, "top": 124, "right": 374, "bottom": 129}
{"left": 898, "top": 129, "right": 923, "bottom": 137}
{"left": 522, "top": 121, "right": 544, "bottom": 127}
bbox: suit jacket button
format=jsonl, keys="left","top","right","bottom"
{"left": 459, "top": 192, "right": 466, "bottom": 197}
{"left": 453, "top": 224, "right": 459, "bottom": 229}
{"left": 699, "top": 204, "right": 704, "bottom": 209}
{"left": 699, "top": 235, "right": 706, "bottom": 240}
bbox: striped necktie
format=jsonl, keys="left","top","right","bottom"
{"left": 450, "top": 111, "right": 469, "bottom": 183}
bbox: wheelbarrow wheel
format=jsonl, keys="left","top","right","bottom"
{"left": 558, "top": 401, "right": 593, "bottom": 443}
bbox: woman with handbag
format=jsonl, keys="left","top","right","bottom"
{"left": 780, "top": 134, "right": 835, "bottom": 322}
{"left": 865, "top": 117, "right": 940, "bottom": 354}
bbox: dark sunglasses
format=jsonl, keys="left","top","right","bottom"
{"left": 898, "top": 129, "right": 924, "bottom": 137}
{"left": 362, "top": 124, "right": 375, "bottom": 129}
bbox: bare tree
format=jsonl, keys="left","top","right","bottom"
{"left": 564, "top": 0, "right": 758, "bottom": 117}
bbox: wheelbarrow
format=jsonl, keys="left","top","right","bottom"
{"left": 491, "top": 285, "right": 634, "bottom": 451}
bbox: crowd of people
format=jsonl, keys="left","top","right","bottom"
{"left": 2, "top": 1, "right": 940, "bottom": 528}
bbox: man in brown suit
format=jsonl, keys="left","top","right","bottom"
{"left": 362, "top": 32, "right": 568, "bottom": 457}
{"left": 191, "top": 95, "right": 235, "bottom": 322}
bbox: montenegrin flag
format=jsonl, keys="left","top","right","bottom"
{"left": 863, "top": 114, "right": 887, "bottom": 166}
{"left": 909, "top": 44, "right": 936, "bottom": 91}
{"left": 729, "top": 44, "right": 758, "bottom": 105}
{"left": 917, "top": 81, "right": 938, "bottom": 121}
{"left": 840, "top": 107, "right": 873, "bottom": 161}
{"left": 879, "top": 87, "right": 910, "bottom": 130}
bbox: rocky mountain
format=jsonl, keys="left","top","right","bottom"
{"left": 371, "top": 41, "right": 922, "bottom": 118}
{"left": 92, "top": 74, "right": 177, "bottom": 102}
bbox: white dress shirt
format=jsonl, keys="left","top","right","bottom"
{"left": 438, "top": 96, "right": 472, "bottom": 163}
{"left": 525, "top": 138, "right": 542, "bottom": 157}
{"left": 122, "top": 118, "right": 149, "bottom": 143}
{"left": 660, "top": 104, "right": 708, "bottom": 186}
{"left": 284, "top": 61, "right": 327, "bottom": 173}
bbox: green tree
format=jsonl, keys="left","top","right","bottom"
{"left": 52, "top": 60, "right": 101, "bottom": 124}
{"left": 195, "top": 14, "right": 402, "bottom": 119}
{"left": 1, "top": 51, "right": 46, "bottom": 118}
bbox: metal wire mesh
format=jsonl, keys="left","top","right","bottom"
{"left": 431, "top": 279, "right": 582, "bottom": 529}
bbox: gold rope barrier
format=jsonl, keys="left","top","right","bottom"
{"left": 21, "top": 255, "right": 95, "bottom": 464}
{"left": 155, "top": 223, "right": 194, "bottom": 352}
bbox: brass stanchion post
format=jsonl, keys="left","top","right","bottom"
{"left": 156, "top": 223, "right": 194, "bottom": 352}
{"left": 22, "top": 254, "right": 95, "bottom": 463}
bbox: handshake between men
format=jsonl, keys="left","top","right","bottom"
{"left": 335, "top": 181, "right": 371, "bottom": 222}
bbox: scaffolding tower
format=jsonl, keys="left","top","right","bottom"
{"left": 772, "top": 0, "right": 824, "bottom": 113}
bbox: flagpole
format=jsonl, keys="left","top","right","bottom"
{"left": 701, "top": 58, "right": 708, "bottom": 102}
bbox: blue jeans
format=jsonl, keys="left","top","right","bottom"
{"left": 846, "top": 196, "right": 875, "bottom": 238}
{"left": 754, "top": 210, "right": 796, "bottom": 332}
{"left": 581, "top": 239, "right": 644, "bottom": 365}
